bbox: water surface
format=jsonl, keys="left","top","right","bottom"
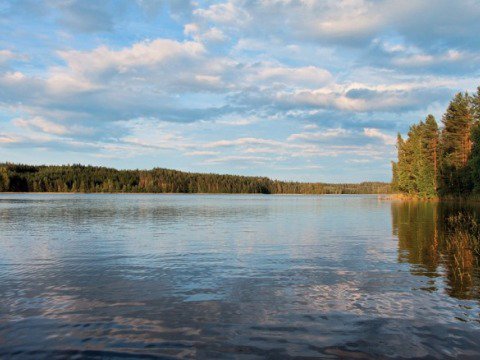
{"left": 1, "top": 194, "right": 480, "bottom": 358}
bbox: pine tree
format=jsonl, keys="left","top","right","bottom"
{"left": 469, "top": 122, "right": 480, "bottom": 193}
{"left": 409, "top": 123, "right": 423, "bottom": 195}
{"left": 469, "top": 88, "right": 480, "bottom": 192}
{"left": 472, "top": 86, "right": 480, "bottom": 123}
{"left": 392, "top": 87, "right": 480, "bottom": 198}
{"left": 440, "top": 92, "right": 474, "bottom": 195}
{"left": 395, "top": 133, "right": 412, "bottom": 193}
{"left": 391, "top": 161, "right": 399, "bottom": 191}
{"left": 0, "top": 166, "right": 9, "bottom": 191}
{"left": 396, "top": 124, "right": 420, "bottom": 195}
{"left": 420, "top": 115, "right": 439, "bottom": 196}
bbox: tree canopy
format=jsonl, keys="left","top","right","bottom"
{"left": 392, "top": 86, "right": 480, "bottom": 198}
{"left": 0, "top": 163, "right": 390, "bottom": 195}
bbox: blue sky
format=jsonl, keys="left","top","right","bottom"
{"left": 0, "top": 0, "right": 479, "bottom": 182}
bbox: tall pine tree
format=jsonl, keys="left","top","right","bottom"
{"left": 469, "top": 122, "right": 480, "bottom": 193}
{"left": 472, "top": 86, "right": 480, "bottom": 123}
{"left": 468, "top": 88, "right": 480, "bottom": 192}
{"left": 420, "top": 115, "right": 439, "bottom": 196}
{"left": 440, "top": 92, "right": 474, "bottom": 195}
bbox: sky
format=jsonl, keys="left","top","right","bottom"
{"left": 0, "top": 0, "right": 479, "bottom": 182}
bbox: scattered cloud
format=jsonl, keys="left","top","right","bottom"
{"left": 363, "top": 128, "right": 396, "bottom": 145}
{"left": 288, "top": 128, "right": 348, "bottom": 141}
{"left": 0, "top": 0, "right": 479, "bottom": 181}
{"left": 13, "top": 116, "right": 69, "bottom": 135}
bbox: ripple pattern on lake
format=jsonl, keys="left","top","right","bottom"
{"left": 1, "top": 194, "right": 480, "bottom": 359}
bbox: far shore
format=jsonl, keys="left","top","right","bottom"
{"left": 4, "top": 192, "right": 479, "bottom": 202}
{"left": 378, "top": 193, "right": 480, "bottom": 203}
{"left": 0, "top": 192, "right": 386, "bottom": 196}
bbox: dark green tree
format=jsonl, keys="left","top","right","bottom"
{"left": 0, "top": 163, "right": 391, "bottom": 195}
{"left": 0, "top": 167, "right": 9, "bottom": 192}
{"left": 472, "top": 86, "right": 480, "bottom": 123}
{"left": 394, "top": 133, "right": 414, "bottom": 194}
{"left": 440, "top": 92, "right": 474, "bottom": 195}
{"left": 394, "top": 121, "right": 438, "bottom": 197}
{"left": 419, "top": 115, "right": 439, "bottom": 197}
{"left": 469, "top": 122, "right": 480, "bottom": 193}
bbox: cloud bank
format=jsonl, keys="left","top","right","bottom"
{"left": 0, "top": 0, "right": 479, "bottom": 181}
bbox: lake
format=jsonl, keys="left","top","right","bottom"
{"left": 1, "top": 194, "right": 480, "bottom": 359}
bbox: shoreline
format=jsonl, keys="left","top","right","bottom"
{"left": 378, "top": 193, "right": 480, "bottom": 203}
{"left": 0, "top": 192, "right": 386, "bottom": 196}
{"left": 3, "top": 192, "right": 478, "bottom": 202}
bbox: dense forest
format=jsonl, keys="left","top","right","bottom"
{"left": 0, "top": 163, "right": 390, "bottom": 194}
{"left": 392, "top": 86, "right": 480, "bottom": 198}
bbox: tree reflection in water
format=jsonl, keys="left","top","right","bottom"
{"left": 392, "top": 201, "right": 480, "bottom": 300}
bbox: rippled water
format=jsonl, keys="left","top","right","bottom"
{"left": 1, "top": 194, "right": 480, "bottom": 359}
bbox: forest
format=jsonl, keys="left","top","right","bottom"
{"left": 0, "top": 163, "right": 390, "bottom": 194}
{"left": 392, "top": 86, "right": 480, "bottom": 198}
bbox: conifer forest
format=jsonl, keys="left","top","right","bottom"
{"left": 392, "top": 87, "right": 480, "bottom": 198}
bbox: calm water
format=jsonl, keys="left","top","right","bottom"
{"left": 1, "top": 194, "right": 480, "bottom": 359}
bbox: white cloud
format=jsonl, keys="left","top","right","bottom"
{"left": 185, "top": 23, "right": 228, "bottom": 43}
{"left": 2, "top": 0, "right": 480, "bottom": 181}
{"left": 45, "top": 71, "right": 99, "bottom": 93}
{"left": 1, "top": 71, "right": 27, "bottom": 82}
{"left": 0, "top": 50, "right": 17, "bottom": 64}
{"left": 392, "top": 49, "right": 470, "bottom": 67}
{"left": 215, "top": 115, "right": 260, "bottom": 126}
{"left": 203, "top": 137, "right": 283, "bottom": 148}
{"left": 347, "top": 158, "right": 373, "bottom": 163}
{"left": 12, "top": 116, "right": 96, "bottom": 136}
{"left": 202, "top": 155, "right": 276, "bottom": 164}
{"left": 245, "top": 64, "right": 332, "bottom": 88}
{"left": 0, "top": 134, "right": 17, "bottom": 143}
{"left": 192, "top": 0, "right": 480, "bottom": 49}
{"left": 185, "top": 150, "right": 220, "bottom": 156}
{"left": 13, "top": 117, "right": 69, "bottom": 135}
{"left": 193, "top": 1, "right": 250, "bottom": 26}
{"left": 288, "top": 128, "right": 348, "bottom": 141}
{"left": 363, "top": 128, "right": 396, "bottom": 145}
{"left": 57, "top": 39, "right": 206, "bottom": 76}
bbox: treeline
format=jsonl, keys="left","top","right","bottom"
{"left": 0, "top": 163, "right": 390, "bottom": 194}
{"left": 392, "top": 87, "right": 480, "bottom": 198}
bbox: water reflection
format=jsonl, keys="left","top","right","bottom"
{"left": 392, "top": 201, "right": 480, "bottom": 299}
{"left": 1, "top": 194, "right": 480, "bottom": 358}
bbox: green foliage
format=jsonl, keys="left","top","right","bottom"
{"left": 472, "top": 86, "right": 480, "bottom": 123}
{"left": 440, "top": 92, "right": 475, "bottom": 195}
{"left": 469, "top": 123, "right": 480, "bottom": 193}
{"left": 393, "top": 116, "right": 439, "bottom": 198}
{"left": 0, "top": 167, "right": 9, "bottom": 192}
{"left": 393, "top": 87, "right": 480, "bottom": 198}
{"left": 0, "top": 163, "right": 391, "bottom": 194}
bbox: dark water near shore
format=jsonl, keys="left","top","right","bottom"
{"left": 1, "top": 194, "right": 480, "bottom": 359}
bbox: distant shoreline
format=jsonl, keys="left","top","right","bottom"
{"left": 378, "top": 193, "right": 480, "bottom": 203}
{"left": 0, "top": 163, "right": 391, "bottom": 195}
{"left": 0, "top": 192, "right": 385, "bottom": 196}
